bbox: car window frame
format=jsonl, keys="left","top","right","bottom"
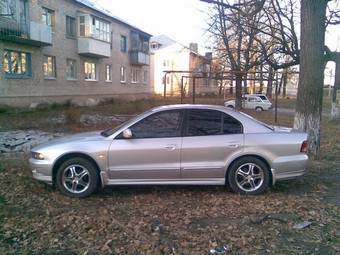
{"left": 183, "top": 109, "right": 243, "bottom": 137}
{"left": 116, "top": 109, "right": 185, "bottom": 140}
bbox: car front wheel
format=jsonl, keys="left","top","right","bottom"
{"left": 227, "top": 157, "right": 270, "bottom": 195}
{"left": 56, "top": 157, "right": 99, "bottom": 198}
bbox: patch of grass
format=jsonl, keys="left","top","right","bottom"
{"left": 0, "top": 162, "right": 5, "bottom": 173}
{"left": 0, "top": 196, "right": 6, "bottom": 205}
{"left": 0, "top": 105, "right": 14, "bottom": 114}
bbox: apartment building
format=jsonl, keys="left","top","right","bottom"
{"left": 150, "top": 35, "right": 217, "bottom": 97}
{"left": 0, "top": 0, "right": 151, "bottom": 106}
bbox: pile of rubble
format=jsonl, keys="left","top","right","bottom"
{"left": 79, "top": 114, "right": 133, "bottom": 126}
{"left": 0, "top": 130, "right": 63, "bottom": 153}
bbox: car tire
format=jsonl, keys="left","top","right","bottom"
{"left": 227, "top": 156, "right": 270, "bottom": 195}
{"left": 56, "top": 157, "right": 99, "bottom": 198}
{"left": 255, "top": 106, "right": 263, "bottom": 111}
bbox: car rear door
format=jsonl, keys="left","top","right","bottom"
{"left": 108, "top": 110, "right": 184, "bottom": 180}
{"left": 180, "top": 109, "right": 244, "bottom": 180}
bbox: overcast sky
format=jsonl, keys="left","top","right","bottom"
{"left": 97, "top": 0, "right": 339, "bottom": 53}
{"left": 98, "top": 0, "right": 209, "bottom": 52}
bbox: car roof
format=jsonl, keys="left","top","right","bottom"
{"left": 150, "top": 104, "right": 232, "bottom": 112}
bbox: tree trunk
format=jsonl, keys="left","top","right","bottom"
{"left": 259, "top": 64, "right": 264, "bottom": 94}
{"left": 293, "top": 0, "right": 328, "bottom": 158}
{"left": 331, "top": 58, "right": 340, "bottom": 119}
{"left": 229, "top": 82, "right": 234, "bottom": 94}
{"left": 278, "top": 73, "right": 283, "bottom": 95}
{"left": 243, "top": 76, "right": 248, "bottom": 94}
{"left": 266, "top": 66, "right": 273, "bottom": 99}
{"left": 282, "top": 69, "right": 287, "bottom": 98}
{"left": 235, "top": 74, "right": 243, "bottom": 110}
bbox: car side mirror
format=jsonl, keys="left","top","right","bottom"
{"left": 122, "top": 128, "right": 133, "bottom": 139}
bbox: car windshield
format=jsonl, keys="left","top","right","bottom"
{"left": 100, "top": 111, "right": 149, "bottom": 137}
{"left": 259, "top": 95, "right": 268, "bottom": 100}
{"left": 239, "top": 112, "right": 274, "bottom": 131}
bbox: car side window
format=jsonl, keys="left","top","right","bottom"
{"left": 129, "top": 110, "right": 183, "bottom": 139}
{"left": 186, "top": 109, "right": 222, "bottom": 136}
{"left": 223, "top": 113, "right": 243, "bottom": 134}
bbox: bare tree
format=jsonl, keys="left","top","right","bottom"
{"left": 293, "top": 0, "right": 329, "bottom": 158}
{"left": 205, "top": 0, "right": 265, "bottom": 109}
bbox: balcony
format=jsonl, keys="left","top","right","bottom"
{"left": 78, "top": 37, "right": 111, "bottom": 58}
{"left": 0, "top": 18, "right": 52, "bottom": 47}
{"left": 130, "top": 51, "right": 150, "bottom": 65}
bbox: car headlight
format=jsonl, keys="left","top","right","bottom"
{"left": 31, "top": 151, "right": 45, "bottom": 160}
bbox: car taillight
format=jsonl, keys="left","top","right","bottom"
{"left": 300, "top": 140, "right": 308, "bottom": 153}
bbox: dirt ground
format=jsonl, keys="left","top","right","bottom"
{"left": 0, "top": 99, "right": 339, "bottom": 254}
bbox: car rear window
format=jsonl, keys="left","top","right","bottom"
{"left": 185, "top": 109, "right": 243, "bottom": 136}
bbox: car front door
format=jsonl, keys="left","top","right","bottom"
{"left": 181, "top": 109, "right": 244, "bottom": 180}
{"left": 108, "top": 110, "right": 184, "bottom": 181}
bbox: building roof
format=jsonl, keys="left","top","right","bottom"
{"left": 74, "top": 0, "right": 152, "bottom": 37}
{"left": 151, "top": 35, "right": 209, "bottom": 59}
{"left": 150, "top": 35, "right": 177, "bottom": 49}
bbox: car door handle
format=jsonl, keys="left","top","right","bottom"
{"left": 226, "top": 142, "right": 241, "bottom": 148}
{"left": 164, "top": 144, "right": 177, "bottom": 151}
{"left": 227, "top": 144, "right": 240, "bottom": 148}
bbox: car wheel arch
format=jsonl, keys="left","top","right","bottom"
{"left": 225, "top": 154, "right": 273, "bottom": 186}
{"left": 52, "top": 153, "right": 101, "bottom": 187}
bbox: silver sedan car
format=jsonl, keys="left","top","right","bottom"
{"left": 30, "top": 104, "right": 308, "bottom": 197}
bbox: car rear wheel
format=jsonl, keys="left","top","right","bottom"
{"left": 255, "top": 106, "right": 263, "bottom": 111}
{"left": 227, "top": 157, "right": 270, "bottom": 195}
{"left": 56, "top": 157, "right": 99, "bottom": 198}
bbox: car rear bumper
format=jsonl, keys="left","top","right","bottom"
{"left": 270, "top": 154, "right": 308, "bottom": 185}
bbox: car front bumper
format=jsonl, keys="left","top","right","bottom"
{"left": 29, "top": 158, "right": 53, "bottom": 185}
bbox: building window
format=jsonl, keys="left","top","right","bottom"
{"left": 84, "top": 62, "right": 96, "bottom": 80}
{"left": 92, "top": 17, "right": 110, "bottom": 42}
{"left": 120, "top": 66, "right": 126, "bottom": 83}
{"left": 163, "top": 59, "right": 170, "bottom": 67}
{"left": 42, "top": 7, "right": 55, "bottom": 30}
{"left": 143, "top": 70, "right": 148, "bottom": 84}
{"left": 3, "top": 50, "right": 31, "bottom": 78}
{"left": 66, "top": 16, "right": 76, "bottom": 38}
{"left": 131, "top": 69, "right": 139, "bottom": 83}
{"left": 120, "top": 35, "right": 127, "bottom": 52}
{"left": 79, "top": 16, "right": 86, "bottom": 36}
{"left": 0, "top": 0, "right": 11, "bottom": 16}
{"left": 150, "top": 42, "right": 159, "bottom": 50}
{"left": 66, "top": 59, "right": 76, "bottom": 80}
{"left": 43, "top": 55, "right": 56, "bottom": 78}
{"left": 106, "top": 64, "right": 112, "bottom": 81}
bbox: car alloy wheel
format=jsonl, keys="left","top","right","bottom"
{"left": 56, "top": 157, "right": 99, "bottom": 198}
{"left": 227, "top": 156, "right": 270, "bottom": 195}
{"left": 62, "top": 164, "right": 90, "bottom": 194}
{"left": 235, "top": 163, "right": 264, "bottom": 192}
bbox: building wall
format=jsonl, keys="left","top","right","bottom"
{"left": 151, "top": 43, "right": 190, "bottom": 96}
{"left": 150, "top": 39, "right": 218, "bottom": 97}
{"left": 0, "top": 0, "right": 151, "bottom": 106}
